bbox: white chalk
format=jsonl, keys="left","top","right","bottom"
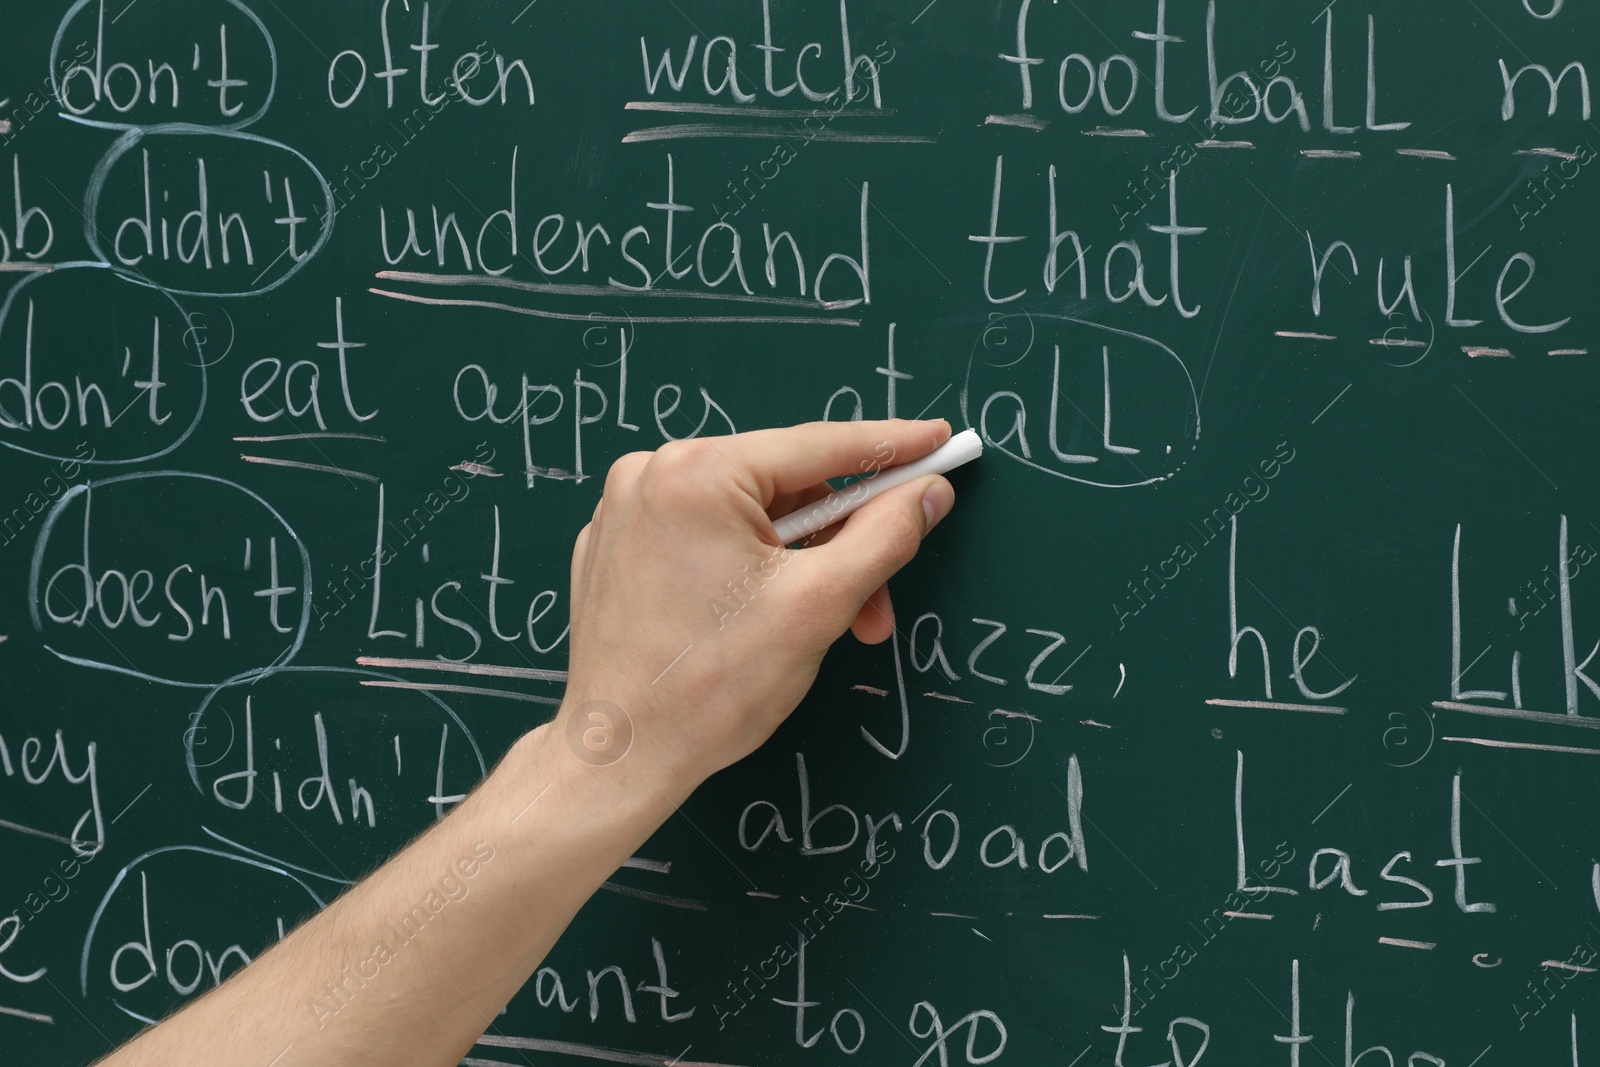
{"left": 771, "top": 429, "right": 983, "bottom": 544}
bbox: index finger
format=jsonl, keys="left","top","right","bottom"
{"left": 721, "top": 419, "right": 952, "bottom": 503}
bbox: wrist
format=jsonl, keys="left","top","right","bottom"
{"left": 503, "top": 707, "right": 694, "bottom": 843}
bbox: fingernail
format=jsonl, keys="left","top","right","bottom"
{"left": 922, "top": 479, "right": 955, "bottom": 533}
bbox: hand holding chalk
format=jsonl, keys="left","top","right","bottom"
{"left": 772, "top": 429, "right": 984, "bottom": 544}
{"left": 560, "top": 417, "right": 960, "bottom": 782}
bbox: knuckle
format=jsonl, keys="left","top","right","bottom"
{"left": 641, "top": 440, "right": 714, "bottom": 506}
{"left": 603, "top": 451, "right": 651, "bottom": 495}
{"left": 654, "top": 438, "right": 714, "bottom": 470}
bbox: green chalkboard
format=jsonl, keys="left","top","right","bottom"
{"left": 3, "top": 0, "right": 1600, "bottom": 1063}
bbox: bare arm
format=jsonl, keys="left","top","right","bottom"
{"left": 100, "top": 418, "right": 956, "bottom": 1067}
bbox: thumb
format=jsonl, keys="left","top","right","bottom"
{"left": 798, "top": 475, "right": 955, "bottom": 623}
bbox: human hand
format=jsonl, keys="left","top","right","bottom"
{"left": 556, "top": 419, "right": 956, "bottom": 789}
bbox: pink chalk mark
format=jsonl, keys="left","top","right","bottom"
{"left": 356, "top": 656, "right": 568, "bottom": 684}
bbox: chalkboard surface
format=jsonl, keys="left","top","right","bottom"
{"left": 3, "top": 1, "right": 1600, "bottom": 1063}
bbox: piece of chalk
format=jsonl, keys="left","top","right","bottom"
{"left": 771, "top": 429, "right": 983, "bottom": 545}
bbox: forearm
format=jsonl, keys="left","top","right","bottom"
{"left": 97, "top": 419, "right": 952, "bottom": 1067}
{"left": 104, "top": 720, "right": 684, "bottom": 1067}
